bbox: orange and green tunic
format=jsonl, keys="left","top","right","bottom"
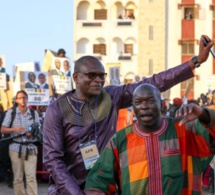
{"left": 85, "top": 109, "right": 215, "bottom": 195}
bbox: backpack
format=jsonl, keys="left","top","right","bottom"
{"left": 0, "top": 111, "right": 7, "bottom": 139}
{"left": 0, "top": 107, "right": 36, "bottom": 141}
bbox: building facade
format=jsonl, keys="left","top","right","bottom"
{"left": 73, "top": 0, "right": 215, "bottom": 101}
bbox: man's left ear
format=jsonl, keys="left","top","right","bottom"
{"left": 73, "top": 73, "right": 78, "bottom": 84}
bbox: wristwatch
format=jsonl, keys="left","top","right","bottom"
{"left": 191, "top": 56, "right": 201, "bottom": 68}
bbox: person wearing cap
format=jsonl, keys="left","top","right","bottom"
{"left": 168, "top": 97, "right": 183, "bottom": 117}
{"left": 43, "top": 35, "right": 214, "bottom": 195}
{"left": 57, "top": 48, "right": 66, "bottom": 58}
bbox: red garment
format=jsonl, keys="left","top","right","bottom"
{"left": 202, "top": 166, "right": 211, "bottom": 187}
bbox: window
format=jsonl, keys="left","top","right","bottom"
{"left": 149, "top": 26, "right": 153, "bottom": 40}
{"left": 125, "top": 9, "right": 135, "bottom": 19}
{"left": 94, "top": 9, "right": 107, "bottom": 20}
{"left": 184, "top": 7, "right": 198, "bottom": 19}
{"left": 184, "top": 7, "right": 193, "bottom": 20}
{"left": 124, "top": 44, "right": 133, "bottom": 54}
{"left": 93, "top": 44, "right": 106, "bottom": 54}
{"left": 181, "top": 42, "right": 194, "bottom": 55}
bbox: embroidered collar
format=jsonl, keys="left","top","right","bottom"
{"left": 133, "top": 118, "right": 168, "bottom": 137}
{"left": 67, "top": 91, "right": 99, "bottom": 115}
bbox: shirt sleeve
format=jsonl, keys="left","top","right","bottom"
{"left": 85, "top": 138, "right": 119, "bottom": 194}
{"left": 2, "top": 109, "right": 13, "bottom": 127}
{"left": 43, "top": 104, "right": 84, "bottom": 195}
{"left": 176, "top": 108, "right": 215, "bottom": 168}
{"left": 105, "top": 61, "right": 194, "bottom": 109}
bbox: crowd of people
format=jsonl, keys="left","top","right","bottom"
{"left": 0, "top": 35, "right": 215, "bottom": 195}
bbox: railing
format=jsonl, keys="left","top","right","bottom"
{"left": 82, "top": 22, "right": 102, "bottom": 27}
{"left": 118, "top": 55, "right": 131, "bottom": 60}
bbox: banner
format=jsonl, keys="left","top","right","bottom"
{"left": 51, "top": 57, "right": 72, "bottom": 94}
{"left": 109, "top": 66, "right": 121, "bottom": 85}
{"left": 13, "top": 61, "right": 40, "bottom": 96}
{"left": 20, "top": 71, "right": 50, "bottom": 105}
{"left": 0, "top": 55, "right": 6, "bottom": 89}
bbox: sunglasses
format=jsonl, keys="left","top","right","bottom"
{"left": 77, "top": 72, "right": 107, "bottom": 80}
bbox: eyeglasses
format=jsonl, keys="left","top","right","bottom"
{"left": 16, "top": 97, "right": 27, "bottom": 100}
{"left": 77, "top": 72, "right": 107, "bottom": 80}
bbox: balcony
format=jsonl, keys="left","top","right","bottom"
{"left": 82, "top": 22, "right": 102, "bottom": 27}
{"left": 117, "top": 21, "right": 132, "bottom": 26}
{"left": 118, "top": 55, "right": 131, "bottom": 60}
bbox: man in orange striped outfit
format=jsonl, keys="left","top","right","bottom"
{"left": 85, "top": 83, "right": 215, "bottom": 195}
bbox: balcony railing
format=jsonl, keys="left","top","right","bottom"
{"left": 118, "top": 55, "right": 131, "bottom": 60}
{"left": 117, "top": 21, "right": 132, "bottom": 26}
{"left": 82, "top": 22, "right": 102, "bottom": 27}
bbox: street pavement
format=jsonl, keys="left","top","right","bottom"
{"left": 0, "top": 181, "right": 214, "bottom": 195}
{"left": 0, "top": 181, "right": 48, "bottom": 194}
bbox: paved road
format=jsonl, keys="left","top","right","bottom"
{"left": 0, "top": 181, "right": 48, "bottom": 195}
{"left": 0, "top": 181, "right": 214, "bottom": 195}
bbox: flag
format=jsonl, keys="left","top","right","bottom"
{"left": 35, "top": 88, "right": 42, "bottom": 93}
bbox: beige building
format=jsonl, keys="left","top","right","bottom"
{"left": 73, "top": 0, "right": 170, "bottom": 95}
{"left": 73, "top": 0, "right": 215, "bottom": 102}
{"left": 74, "top": 0, "right": 139, "bottom": 85}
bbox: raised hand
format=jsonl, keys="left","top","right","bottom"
{"left": 197, "top": 35, "right": 214, "bottom": 64}
{"left": 175, "top": 103, "right": 203, "bottom": 126}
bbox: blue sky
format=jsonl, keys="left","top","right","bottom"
{"left": 0, "top": 1, "right": 74, "bottom": 78}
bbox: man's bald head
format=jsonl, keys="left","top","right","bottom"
{"left": 133, "top": 83, "right": 161, "bottom": 102}
{"left": 74, "top": 56, "right": 104, "bottom": 73}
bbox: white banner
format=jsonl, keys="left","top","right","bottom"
{"left": 52, "top": 75, "right": 72, "bottom": 94}
{"left": 51, "top": 57, "right": 72, "bottom": 94}
{"left": 0, "top": 55, "right": 6, "bottom": 90}
{"left": 0, "top": 73, "right": 6, "bottom": 89}
{"left": 21, "top": 71, "right": 50, "bottom": 105}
